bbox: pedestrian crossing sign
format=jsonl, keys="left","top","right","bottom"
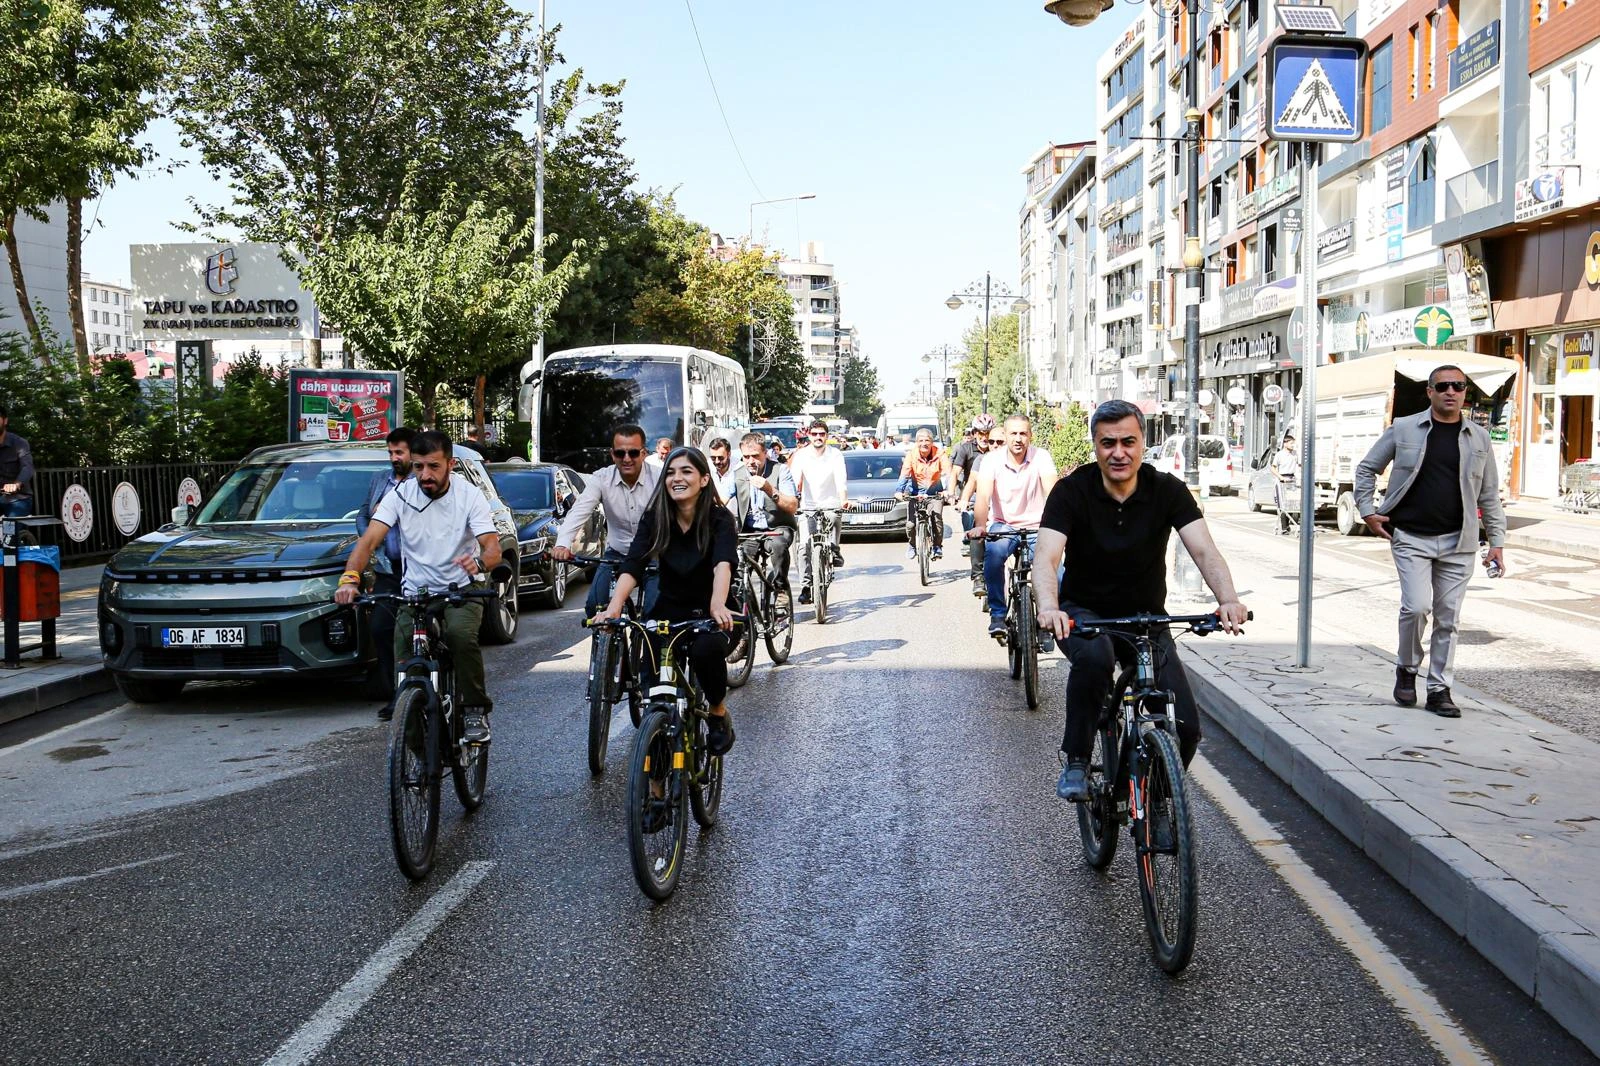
{"left": 1266, "top": 35, "right": 1367, "bottom": 142}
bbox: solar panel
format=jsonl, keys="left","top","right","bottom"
{"left": 1276, "top": 5, "right": 1345, "bottom": 33}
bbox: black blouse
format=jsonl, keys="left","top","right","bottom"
{"left": 621, "top": 505, "right": 739, "bottom": 621}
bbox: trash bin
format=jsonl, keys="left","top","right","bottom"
{"left": 0, "top": 545, "right": 62, "bottom": 622}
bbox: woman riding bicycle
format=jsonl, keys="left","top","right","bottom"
{"left": 596, "top": 447, "right": 740, "bottom": 756}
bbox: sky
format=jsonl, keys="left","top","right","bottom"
{"left": 81, "top": 0, "right": 1135, "bottom": 402}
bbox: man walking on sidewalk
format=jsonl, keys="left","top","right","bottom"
{"left": 1354, "top": 365, "right": 1506, "bottom": 718}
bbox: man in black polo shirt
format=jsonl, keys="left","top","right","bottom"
{"left": 1033, "top": 399, "right": 1248, "bottom": 802}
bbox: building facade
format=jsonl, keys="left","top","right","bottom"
{"left": 0, "top": 205, "right": 71, "bottom": 342}
{"left": 1045, "top": 145, "right": 1099, "bottom": 407}
{"left": 778, "top": 244, "right": 845, "bottom": 417}
{"left": 82, "top": 276, "right": 135, "bottom": 356}
{"left": 1020, "top": 142, "right": 1091, "bottom": 405}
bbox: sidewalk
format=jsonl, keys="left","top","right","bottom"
{"left": 1181, "top": 634, "right": 1600, "bottom": 1057}
{"left": 0, "top": 563, "right": 111, "bottom": 726}
{"left": 1502, "top": 499, "right": 1600, "bottom": 562}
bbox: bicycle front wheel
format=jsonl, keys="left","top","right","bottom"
{"left": 587, "top": 631, "right": 619, "bottom": 776}
{"left": 627, "top": 709, "right": 688, "bottom": 901}
{"left": 1135, "top": 725, "right": 1199, "bottom": 974}
{"left": 726, "top": 583, "right": 756, "bottom": 689}
{"left": 388, "top": 685, "right": 440, "bottom": 881}
{"left": 813, "top": 540, "right": 830, "bottom": 624}
{"left": 689, "top": 713, "right": 724, "bottom": 828}
{"left": 764, "top": 578, "right": 793, "bottom": 664}
{"left": 451, "top": 711, "right": 490, "bottom": 811}
{"left": 1018, "top": 585, "right": 1039, "bottom": 710}
{"left": 917, "top": 519, "right": 930, "bottom": 586}
{"left": 1078, "top": 705, "right": 1121, "bottom": 869}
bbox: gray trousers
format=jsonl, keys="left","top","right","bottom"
{"left": 798, "top": 510, "right": 840, "bottom": 588}
{"left": 1390, "top": 528, "right": 1475, "bottom": 693}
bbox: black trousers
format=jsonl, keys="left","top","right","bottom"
{"left": 1059, "top": 603, "right": 1201, "bottom": 766}
{"left": 370, "top": 571, "right": 401, "bottom": 697}
{"left": 740, "top": 526, "right": 794, "bottom": 588}
{"left": 650, "top": 628, "right": 733, "bottom": 705}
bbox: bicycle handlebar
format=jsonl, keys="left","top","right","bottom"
{"left": 584, "top": 615, "right": 743, "bottom": 636}
{"left": 352, "top": 584, "right": 500, "bottom": 610}
{"left": 982, "top": 529, "right": 1038, "bottom": 541}
{"left": 1070, "top": 610, "right": 1253, "bottom": 638}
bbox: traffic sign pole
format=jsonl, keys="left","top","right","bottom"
{"left": 1297, "top": 152, "right": 1319, "bottom": 668}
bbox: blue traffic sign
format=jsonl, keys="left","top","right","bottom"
{"left": 1266, "top": 35, "right": 1367, "bottom": 143}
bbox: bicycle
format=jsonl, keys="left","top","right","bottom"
{"left": 568, "top": 554, "right": 649, "bottom": 777}
{"left": 354, "top": 571, "right": 507, "bottom": 881}
{"left": 726, "top": 531, "right": 795, "bottom": 687}
{"left": 803, "top": 508, "right": 843, "bottom": 624}
{"left": 903, "top": 494, "right": 943, "bottom": 587}
{"left": 1068, "top": 610, "right": 1250, "bottom": 974}
{"left": 586, "top": 615, "right": 737, "bottom": 900}
{"left": 984, "top": 529, "right": 1051, "bottom": 710}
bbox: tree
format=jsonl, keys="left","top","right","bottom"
{"left": 739, "top": 312, "right": 810, "bottom": 419}
{"left": 951, "top": 313, "right": 1028, "bottom": 430}
{"left": 837, "top": 355, "right": 884, "bottom": 427}
{"left": 300, "top": 187, "right": 578, "bottom": 425}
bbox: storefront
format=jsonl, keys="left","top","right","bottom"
{"left": 1198, "top": 315, "right": 1299, "bottom": 473}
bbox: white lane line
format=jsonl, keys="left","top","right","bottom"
{"left": 263, "top": 860, "right": 494, "bottom": 1066}
{"left": 0, "top": 704, "right": 130, "bottom": 760}
{"left": 1190, "top": 757, "right": 1493, "bottom": 1066}
{"left": 0, "top": 828, "right": 132, "bottom": 864}
{"left": 0, "top": 853, "right": 178, "bottom": 902}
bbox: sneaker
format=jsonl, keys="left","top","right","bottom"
{"left": 1057, "top": 759, "right": 1089, "bottom": 802}
{"left": 799, "top": 585, "right": 813, "bottom": 605}
{"left": 1425, "top": 687, "right": 1461, "bottom": 718}
{"left": 462, "top": 709, "right": 491, "bottom": 744}
{"left": 988, "top": 616, "right": 1007, "bottom": 640}
{"left": 931, "top": 546, "right": 943, "bottom": 561}
{"left": 773, "top": 584, "right": 792, "bottom": 615}
{"left": 971, "top": 580, "right": 985, "bottom": 598}
{"left": 377, "top": 701, "right": 394, "bottom": 721}
{"left": 1393, "top": 666, "right": 1418, "bottom": 707}
{"left": 1145, "top": 802, "right": 1176, "bottom": 850}
{"left": 830, "top": 546, "right": 845, "bottom": 567}
{"left": 906, "top": 545, "right": 917, "bottom": 560}
{"left": 705, "top": 712, "right": 736, "bottom": 755}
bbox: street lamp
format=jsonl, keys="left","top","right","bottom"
{"left": 923, "top": 344, "right": 960, "bottom": 441}
{"left": 748, "top": 194, "right": 816, "bottom": 245}
{"left": 1044, "top": 0, "right": 1202, "bottom": 488}
{"left": 945, "top": 272, "right": 1028, "bottom": 415}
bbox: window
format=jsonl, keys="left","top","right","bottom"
{"left": 1262, "top": 223, "right": 1278, "bottom": 279}
{"left": 1406, "top": 139, "right": 1435, "bottom": 231}
{"left": 1105, "top": 46, "right": 1145, "bottom": 109}
{"left": 1409, "top": 26, "right": 1420, "bottom": 100}
{"left": 1424, "top": 14, "right": 1437, "bottom": 93}
{"left": 1534, "top": 77, "right": 1551, "bottom": 163}
{"left": 1106, "top": 102, "right": 1145, "bottom": 152}
{"left": 1370, "top": 40, "right": 1393, "bottom": 131}
{"left": 1104, "top": 159, "right": 1144, "bottom": 205}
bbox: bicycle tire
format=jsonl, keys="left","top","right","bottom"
{"left": 451, "top": 670, "right": 489, "bottom": 810}
{"left": 627, "top": 709, "right": 687, "bottom": 901}
{"left": 1007, "top": 587, "right": 1023, "bottom": 679}
{"left": 1136, "top": 724, "right": 1199, "bottom": 974}
{"left": 813, "top": 539, "right": 830, "bottom": 624}
{"left": 1078, "top": 695, "right": 1123, "bottom": 869}
{"left": 587, "top": 630, "right": 619, "bottom": 776}
{"left": 726, "top": 578, "right": 756, "bottom": 689}
{"left": 764, "top": 578, "right": 793, "bottom": 664}
{"left": 388, "top": 685, "right": 440, "bottom": 881}
{"left": 1019, "top": 584, "right": 1040, "bottom": 710}
{"left": 917, "top": 517, "right": 930, "bottom": 586}
{"left": 689, "top": 712, "right": 724, "bottom": 827}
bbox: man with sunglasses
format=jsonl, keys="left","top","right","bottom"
{"left": 950, "top": 416, "right": 996, "bottom": 579}
{"left": 551, "top": 423, "right": 661, "bottom": 617}
{"left": 789, "top": 418, "right": 852, "bottom": 605}
{"left": 1355, "top": 364, "right": 1506, "bottom": 718}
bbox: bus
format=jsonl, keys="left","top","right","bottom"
{"left": 523, "top": 344, "right": 750, "bottom": 472}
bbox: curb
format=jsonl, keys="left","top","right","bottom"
{"left": 1503, "top": 527, "right": 1600, "bottom": 564}
{"left": 1181, "top": 647, "right": 1600, "bottom": 1058}
{"left": 0, "top": 665, "right": 115, "bottom": 728}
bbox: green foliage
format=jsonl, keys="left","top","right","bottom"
{"left": 837, "top": 355, "right": 884, "bottom": 426}
{"left": 1034, "top": 402, "right": 1093, "bottom": 473}
{"left": 951, "top": 314, "right": 1027, "bottom": 429}
{"left": 188, "top": 351, "right": 290, "bottom": 462}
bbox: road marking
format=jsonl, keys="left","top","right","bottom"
{"left": 0, "top": 828, "right": 132, "bottom": 864}
{"left": 1190, "top": 757, "right": 1494, "bottom": 1066}
{"left": 263, "top": 860, "right": 494, "bottom": 1066}
{"left": 0, "top": 704, "right": 130, "bottom": 760}
{"left": 0, "top": 853, "right": 178, "bottom": 902}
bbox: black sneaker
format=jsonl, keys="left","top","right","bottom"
{"left": 462, "top": 709, "right": 491, "bottom": 744}
{"left": 1057, "top": 760, "right": 1089, "bottom": 801}
{"left": 1394, "top": 667, "right": 1418, "bottom": 707}
{"left": 1425, "top": 687, "right": 1461, "bottom": 718}
{"left": 988, "top": 617, "right": 1007, "bottom": 641}
{"left": 705, "top": 713, "right": 736, "bottom": 756}
{"left": 1146, "top": 802, "right": 1176, "bottom": 850}
{"left": 799, "top": 585, "right": 813, "bottom": 605}
{"left": 377, "top": 701, "right": 395, "bottom": 721}
{"left": 830, "top": 546, "right": 845, "bottom": 568}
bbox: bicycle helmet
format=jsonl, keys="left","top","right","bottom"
{"left": 971, "top": 414, "right": 996, "bottom": 433}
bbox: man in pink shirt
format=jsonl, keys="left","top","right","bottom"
{"left": 968, "top": 414, "right": 1059, "bottom": 639}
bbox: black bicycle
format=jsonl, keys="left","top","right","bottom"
{"left": 903, "top": 494, "right": 943, "bottom": 586}
{"left": 727, "top": 531, "right": 794, "bottom": 686}
{"left": 1069, "top": 610, "right": 1249, "bottom": 974}
{"left": 804, "top": 509, "right": 842, "bottom": 624}
{"left": 354, "top": 571, "right": 508, "bottom": 881}
{"left": 587, "top": 616, "right": 737, "bottom": 900}
{"left": 985, "top": 530, "right": 1050, "bottom": 710}
{"left": 569, "top": 555, "right": 649, "bottom": 777}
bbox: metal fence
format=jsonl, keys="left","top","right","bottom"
{"left": 33, "top": 462, "right": 238, "bottom": 564}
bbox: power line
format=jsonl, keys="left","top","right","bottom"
{"left": 681, "top": 0, "right": 765, "bottom": 200}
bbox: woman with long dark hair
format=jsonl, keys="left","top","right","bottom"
{"left": 597, "top": 446, "right": 739, "bottom": 753}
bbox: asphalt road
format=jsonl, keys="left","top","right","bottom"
{"left": 0, "top": 535, "right": 1590, "bottom": 1065}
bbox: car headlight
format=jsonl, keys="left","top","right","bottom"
{"left": 525, "top": 533, "right": 553, "bottom": 557}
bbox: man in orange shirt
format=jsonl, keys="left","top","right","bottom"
{"left": 895, "top": 428, "right": 952, "bottom": 561}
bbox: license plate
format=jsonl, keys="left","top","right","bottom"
{"left": 161, "top": 626, "right": 247, "bottom": 648}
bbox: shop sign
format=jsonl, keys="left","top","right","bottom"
{"left": 288, "top": 368, "right": 404, "bottom": 444}
{"left": 1235, "top": 167, "right": 1300, "bottom": 224}
{"left": 1413, "top": 305, "right": 1455, "bottom": 346}
{"left": 1444, "top": 242, "right": 1494, "bottom": 331}
{"left": 1328, "top": 301, "right": 1476, "bottom": 352}
{"left": 1253, "top": 275, "right": 1301, "bottom": 317}
{"left": 1207, "top": 325, "right": 1287, "bottom": 377}
{"left": 1513, "top": 172, "right": 1564, "bottom": 222}
{"left": 1448, "top": 20, "right": 1500, "bottom": 93}
{"left": 1584, "top": 231, "right": 1600, "bottom": 288}
{"left": 177, "top": 477, "right": 202, "bottom": 509}
{"left": 1563, "top": 331, "right": 1595, "bottom": 373}
{"left": 1317, "top": 220, "right": 1355, "bottom": 263}
{"left": 1262, "top": 383, "right": 1285, "bottom": 405}
{"left": 1384, "top": 148, "right": 1407, "bottom": 202}
{"left": 131, "top": 242, "right": 316, "bottom": 342}
{"left": 1385, "top": 203, "right": 1405, "bottom": 263}
{"left": 1221, "top": 283, "right": 1256, "bottom": 325}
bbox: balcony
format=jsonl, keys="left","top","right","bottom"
{"left": 1444, "top": 160, "right": 1500, "bottom": 216}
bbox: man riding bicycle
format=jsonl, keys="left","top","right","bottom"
{"left": 953, "top": 416, "right": 998, "bottom": 594}
{"left": 732, "top": 431, "right": 800, "bottom": 590}
{"left": 1032, "top": 399, "right": 1248, "bottom": 801}
{"left": 968, "top": 414, "right": 1058, "bottom": 639}
{"left": 550, "top": 423, "right": 660, "bottom": 616}
{"left": 335, "top": 430, "right": 503, "bottom": 743}
{"left": 894, "top": 428, "right": 951, "bottom": 561}
{"left": 789, "top": 417, "right": 853, "bottom": 606}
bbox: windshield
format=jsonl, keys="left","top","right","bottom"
{"left": 196, "top": 460, "right": 388, "bottom": 524}
{"left": 540, "top": 356, "right": 684, "bottom": 472}
{"left": 752, "top": 424, "right": 801, "bottom": 449}
{"left": 845, "top": 452, "right": 904, "bottom": 481}
{"left": 492, "top": 468, "right": 555, "bottom": 511}
{"left": 1196, "top": 438, "right": 1227, "bottom": 460}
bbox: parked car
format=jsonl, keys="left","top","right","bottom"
{"left": 1245, "top": 445, "right": 1286, "bottom": 514}
{"left": 837, "top": 448, "right": 908, "bottom": 538}
{"left": 488, "top": 461, "right": 604, "bottom": 608}
{"left": 1149, "top": 434, "right": 1234, "bottom": 495}
{"left": 97, "top": 442, "right": 522, "bottom": 704}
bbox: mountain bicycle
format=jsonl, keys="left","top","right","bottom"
{"left": 985, "top": 529, "right": 1050, "bottom": 710}
{"left": 804, "top": 508, "right": 843, "bottom": 624}
{"left": 1069, "top": 610, "right": 1249, "bottom": 974}
{"left": 568, "top": 555, "right": 651, "bottom": 777}
{"left": 355, "top": 569, "right": 509, "bottom": 881}
{"left": 587, "top": 615, "right": 737, "bottom": 901}
{"left": 901, "top": 494, "right": 943, "bottom": 587}
{"left": 727, "top": 531, "right": 794, "bottom": 686}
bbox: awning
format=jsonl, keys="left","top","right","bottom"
{"left": 1317, "top": 349, "right": 1516, "bottom": 401}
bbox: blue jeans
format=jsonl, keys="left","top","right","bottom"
{"left": 585, "top": 548, "right": 658, "bottom": 618}
{"left": 984, "top": 523, "right": 1024, "bottom": 620}
{"left": 3, "top": 496, "right": 31, "bottom": 518}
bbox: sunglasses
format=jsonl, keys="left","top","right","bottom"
{"left": 611, "top": 448, "right": 643, "bottom": 458}
{"left": 1430, "top": 380, "right": 1467, "bottom": 392}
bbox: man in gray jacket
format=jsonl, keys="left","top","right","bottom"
{"left": 1354, "top": 364, "right": 1506, "bottom": 717}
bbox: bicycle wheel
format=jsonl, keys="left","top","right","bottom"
{"left": 624, "top": 626, "right": 646, "bottom": 727}
{"left": 587, "top": 631, "right": 619, "bottom": 776}
{"left": 917, "top": 517, "right": 930, "bottom": 586}
{"left": 450, "top": 672, "right": 489, "bottom": 810}
{"left": 627, "top": 709, "right": 688, "bottom": 900}
{"left": 726, "top": 580, "right": 756, "bottom": 689}
{"left": 1018, "top": 585, "right": 1039, "bottom": 710}
{"left": 1007, "top": 591, "right": 1023, "bottom": 679}
{"left": 688, "top": 712, "right": 724, "bottom": 828}
{"left": 764, "top": 576, "right": 793, "bottom": 664}
{"left": 1135, "top": 724, "right": 1199, "bottom": 974}
{"left": 814, "top": 540, "right": 830, "bottom": 624}
{"left": 1078, "top": 701, "right": 1122, "bottom": 869}
{"left": 388, "top": 685, "right": 440, "bottom": 881}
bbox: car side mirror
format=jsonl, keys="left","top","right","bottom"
{"left": 562, "top": 492, "right": 576, "bottom": 513}
{"left": 171, "top": 504, "right": 193, "bottom": 526}
{"left": 1250, "top": 457, "right": 1264, "bottom": 470}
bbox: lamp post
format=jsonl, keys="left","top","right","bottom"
{"left": 1045, "top": 0, "right": 1202, "bottom": 488}
{"left": 923, "top": 344, "right": 960, "bottom": 441}
{"left": 748, "top": 193, "right": 816, "bottom": 246}
{"left": 945, "top": 273, "right": 1029, "bottom": 415}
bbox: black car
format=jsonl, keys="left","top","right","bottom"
{"left": 488, "top": 462, "right": 605, "bottom": 609}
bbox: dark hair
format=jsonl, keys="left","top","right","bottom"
{"left": 1090, "top": 399, "right": 1144, "bottom": 437}
{"left": 645, "top": 446, "right": 718, "bottom": 557}
{"left": 707, "top": 436, "right": 731, "bottom": 452}
{"left": 1428, "top": 364, "right": 1466, "bottom": 387}
{"left": 739, "top": 431, "right": 767, "bottom": 450}
{"left": 610, "top": 423, "right": 645, "bottom": 446}
{"left": 411, "top": 429, "right": 452, "bottom": 458}
{"left": 384, "top": 426, "right": 416, "bottom": 448}
{"left": 809, "top": 418, "right": 828, "bottom": 432}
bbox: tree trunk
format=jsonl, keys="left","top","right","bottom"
{"left": 474, "top": 374, "right": 486, "bottom": 438}
{"left": 66, "top": 196, "right": 88, "bottom": 371}
{"left": 422, "top": 380, "right": 438, "bottom": 428}
{"left": 1, "top": 210, "right": 46, "bottom": 356}
{"left": 306, "top": 335, "right": 323, "bottom": 369}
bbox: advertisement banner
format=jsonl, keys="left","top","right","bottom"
{"left": 288, "top": 369, "right": 405, "bottom": 444}
{"left": 132, "top": 242, "right": 316, "bottom": 343}
{"left": 1444, "top": 242, "right": 1494, "bottom": 332}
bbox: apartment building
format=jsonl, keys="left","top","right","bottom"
{"left": 1045, "top": 145, "right": 1099, "bottom": 406}
{"left": 82, "top": 276, "right": 135, "bottom": 355}
{"left": 1020, "top": 142, "right": 1091, "bottom": 403}
{"left": 0, "top": 205, "right": 71, "bottom": 341}
{"left": 778, "top": 244, "right": 844, "bottom": 416}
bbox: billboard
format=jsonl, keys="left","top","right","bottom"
{"left": 132, "top": 242, "right": 316, "bottom": 343}
{"left": 288, "top": 369, "right": 404, "bottom": 444}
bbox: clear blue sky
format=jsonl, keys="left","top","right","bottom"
{"left": 83, "top": 0, "right": 1132, "bottom": 400}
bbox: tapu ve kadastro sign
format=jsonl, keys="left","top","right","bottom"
{"left": 287, "top": 369, "right": 405, "bottom": 444}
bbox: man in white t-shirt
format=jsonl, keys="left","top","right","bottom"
{"left": 789, "top": 418, "right": 854, "bottom": 604}
{"left": 968, "top": 414, "right": 1059, "bottom": 640}
{"left": 336, "top": 430, "right": 503, "bottom": 743}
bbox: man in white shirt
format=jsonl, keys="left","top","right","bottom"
{"left": 707, "top": 436, "right": 739, "bottom": 509}
{"left": 336, "top": 430, "right": 502, "bottom": 742}
{"left": 969, "top": 414, "right": 1059, "bottom": 639}
{"left": 551, "top": 423, "right": 660, "bottom": 616}
{"left": 1270, "top": 432, "right": 1299, "bottom": 535}
{"left": 789, "top": 418, "right": 853, "bottom": 604}
{"left": 644, "top": 436, "right": 674, "bottom": 470}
